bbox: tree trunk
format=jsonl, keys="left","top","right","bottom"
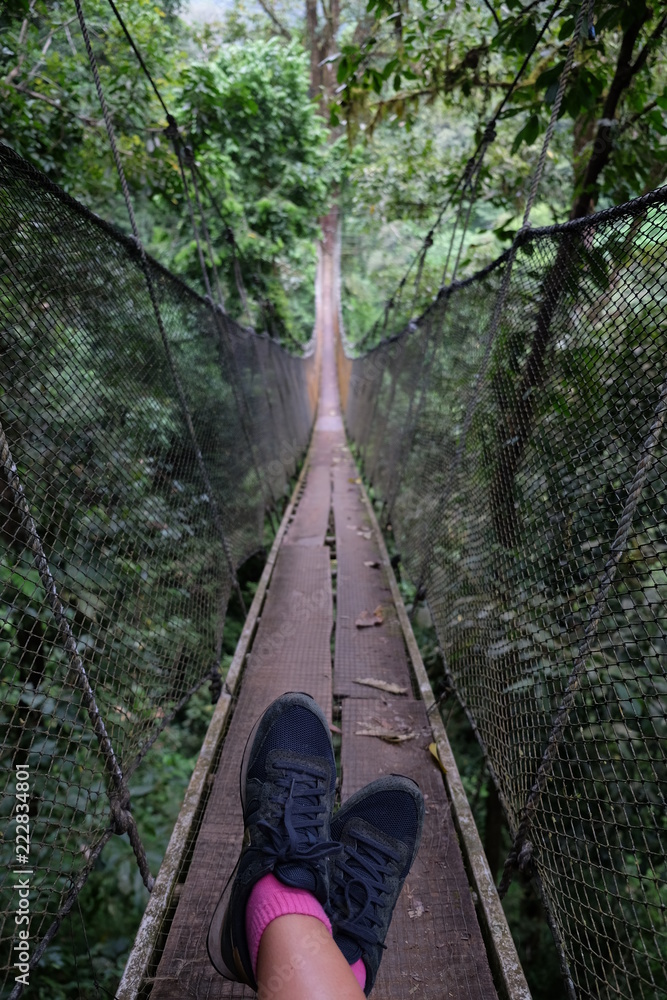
{"left": 305, "top": 0, "right": 340, "bottom": 111}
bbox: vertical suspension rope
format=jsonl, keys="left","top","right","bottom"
{"left": 0, "top": 423, "right": 155, "bottom": 892}
{"left": 170, "top": 136, "right": 274, "bottom": 507}
{"left": 73, "top": 0, "right": 246, "bottom": 617}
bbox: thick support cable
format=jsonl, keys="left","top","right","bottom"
{"left": 520, "top": 4, "right": 587, "bottom": 229}
{"left": 0, "top": 422, "right": 155, "bottom": 893}
{"left": 74, "top": 0, "right": 246, "bottom": 618}
{"left": 497, "top": 372, "right": 667, "bottom": 899}
{"left": 360, "top": 0, "right": 561, "bottom": 349}
{"left": 107, "top": 0, "right": 255, "bottom": 320}
{"left": 180, "top": 146, "right": 281, "bottom": 517}
{"left": 413, "top": 0, "right": 588, "bottom": 598}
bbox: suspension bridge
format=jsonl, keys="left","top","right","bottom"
{"left": 1, "top": 1, "right": 666, "bottom": 998}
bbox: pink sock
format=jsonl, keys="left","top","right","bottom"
{"left": 245, "top": 872, "right": 332, "bottom": 975}
{"left": 351, "top": 957, "right": 366, "bottom": 991}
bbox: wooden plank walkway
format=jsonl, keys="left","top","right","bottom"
{"left": 138, "top": 263, "right": 507, "bottom": 1000}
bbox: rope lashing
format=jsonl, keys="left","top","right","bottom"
{"left": 109, "top": 782, "right": 155, "bottom": 891}
{"left": 481, "top": 122, "right": 497, "bottom": 145}
{"left": 164, "top": 113, "right": 179, "bottom": 142}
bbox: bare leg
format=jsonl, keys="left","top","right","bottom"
{"left": 256, "top": 913, "right": 365, "bottom": 1000}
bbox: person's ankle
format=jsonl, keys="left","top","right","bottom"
{"left": 245, "top": 872, "right": 332, "bottom": 975}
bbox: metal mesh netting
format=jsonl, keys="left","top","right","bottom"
{"left": 0, "top": 142, "right": 315, "bottom": 995}
{"left": 340, "top": 188, "right": 667, "bottom": 999}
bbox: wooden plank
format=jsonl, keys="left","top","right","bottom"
{"left": 341, "top": 698, "right": 498, "bottom": 1000}
{"left": 333, "top": 461, "right": 413, "bottom": 698}
{"left": 257, "top": 546, "right": 333, "bottom": 628}
{"left": 150, "top": 544, "right": 333, "bottom": 999}
{"left": 125, "top": 251, "right": 522, "bottom": 1000}
{"left": 283, "top": 463, "right": 331, "bottom": 547}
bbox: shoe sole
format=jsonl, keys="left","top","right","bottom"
{"left": 207, "top": 692, "right": 331, "bottom": 981}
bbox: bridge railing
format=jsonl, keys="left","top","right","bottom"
{"left": 0, "top": 142, "right": 315, "bottom": 998}
{"left": 339, "top": 187, "right": 667, "bottom": 1000}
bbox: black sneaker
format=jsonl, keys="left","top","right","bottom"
{"left": 207, "top": 692, "right": 340, "bottom": 988}
{"left": 329, "top": 775, "right": 424, "bottom": 996}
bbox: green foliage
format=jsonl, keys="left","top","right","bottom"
{"left": 334, "top": 0, "right": 667, "bottom": 201}
{"left": 175, "top": 38, "right": 335, "bottom": 339}
{"left": 0, "top": 4, "right": 335, "bottom": 345}
{"left": 336, "top": 0, "right": 667, "bottom": 348}
{"left": 0, "top": 0, "right": 185, "bottom": 205}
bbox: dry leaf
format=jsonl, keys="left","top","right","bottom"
{"left": 355, "top": 677, "right": 408, "bottom": 696}
{"left": 348, "top": 477, "right": 362, "bottom": 484}
{"left": 357, "top": 529, "right": 372, "bottom": 540}
{"left": 355, "top": 607, "right": 383, "bottom": 628}
{"left": 329, "top": 723, "right": 342, "bottom": 735}
{"left": 356, "top": 726, "right": 416, "bottom": 744}
{"left": 408, "top": 899, "right": 425, "bottom": 918}
{"left": 364, "top": 560, "right": 380, "bottom": 569}
{"left": 428, "top": 742, "right": 447, "bottom": 775}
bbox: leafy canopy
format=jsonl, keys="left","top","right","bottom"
{"left": 0, "top": 3, "right": 335, "bottom": 342}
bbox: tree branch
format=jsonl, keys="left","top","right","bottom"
{"left": 630, "top": 10, "right": 667, "bottom": 77}
{"left": 570, "top": 6, "right": 654, "bottom": 219}
{"left": 256, "top": 0, "right": 292, "bottom": 41}
{"left": 0, "top": 79, "right": 98, "bottom": 126}
{"left": 481, "top": 0, "right": 501, "bottom": 29}
{"left": 619, "top": 98, "right": 658, "bottom": 134}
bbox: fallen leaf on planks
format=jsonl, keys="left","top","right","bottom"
{"left": 356, "top": 724, "right": 416, "bottom": 744}
{"left": 355, "top": 677, "right": 408, "bottom": 696}
{"left": 408, "top": 899, "right": 425, "bottom": 918}
{"left": 428, "top": 741, "right": 447, "bottom": 775}
{"left": 348, "top": 477, "right": 362, "bottom": 484}
{"left": 355, "top": 606, "right": 384, "bottom": 628}
{"left": 364, "top": 560, "right": 380, "bottom": 569}
{"left": 357, "top": 529, "right": 372, "bottom": 540}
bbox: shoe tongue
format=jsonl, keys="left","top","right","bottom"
{"left": 274, "top": 862, "right": 317, "bottom": 893}
{"left": 336, "top": 932, "right": 362, "bottom": 965}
